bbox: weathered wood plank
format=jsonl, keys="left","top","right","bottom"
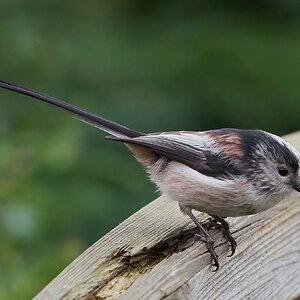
{"left": 34, "top": 132, "right": 300, "bottom": 300}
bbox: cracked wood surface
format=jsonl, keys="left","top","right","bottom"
{"left": 34, "top": 132, "right": 300, "bottom": 300}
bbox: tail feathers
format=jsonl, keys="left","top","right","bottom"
{"left": 0, "top": 79, "right": 142, "bottom": 138}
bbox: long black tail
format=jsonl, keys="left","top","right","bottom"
{"left": 0, "top": 79, "right": 142, "bottom": 138}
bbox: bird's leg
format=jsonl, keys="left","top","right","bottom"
{"left": 179, "top": 204, "right": 219, "bottom": 271}
{"left": 204, "top": 215, "right": 237, "bottom": 257}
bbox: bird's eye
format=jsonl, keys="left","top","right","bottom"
{"left": 278, "top": 167, "right": 289, "bottom": 177}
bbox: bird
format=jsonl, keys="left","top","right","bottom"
{"left": 1, "top": 79, "right": 300, "bottom": 270}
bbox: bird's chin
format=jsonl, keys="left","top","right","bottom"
{"left": 275, "top": 186, "right": 294, "bottom": 200}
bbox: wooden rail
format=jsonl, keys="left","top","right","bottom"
{"left": 34, "top": 132, "right": 300, "bottom": 300}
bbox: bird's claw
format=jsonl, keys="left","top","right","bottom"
{"left": 204, "top": 218, "right": 237, "bottom": 257}
{"left": 224, "top": 231, "right": 237, "bottom": 257}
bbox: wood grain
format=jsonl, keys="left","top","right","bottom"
{"left": 34, "top": 132, "right": 300, "bottom": 300}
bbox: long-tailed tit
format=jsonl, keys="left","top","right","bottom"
{"left": 1, "top": 79, "right": 299, "bottom": 270}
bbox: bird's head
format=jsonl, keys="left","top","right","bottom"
{"left": 247, "top": 131, "right": 300, "bottom": 196}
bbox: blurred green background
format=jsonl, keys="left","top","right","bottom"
{"left": 1, "top": 1, "right": 300, "bottom": 299}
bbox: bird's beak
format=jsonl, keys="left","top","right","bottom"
{"left": 292, "top": 180, "right": 300, "bottom": 192}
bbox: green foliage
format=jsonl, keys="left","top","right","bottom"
{"left": 1, "top": 1, "right": 300, "bottom": 298}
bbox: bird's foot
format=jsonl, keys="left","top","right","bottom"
{"left": 194, "top": 233, "right": 219, "bottom": 271}
{"left": 204, "top": 217, "right": 237, "bottom": 257}
{"left": 179, "top": 204, "right": 221, "bottom": 270}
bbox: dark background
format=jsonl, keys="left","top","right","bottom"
{"left": 1, "top": 1, "right": 300, "bottom": 299}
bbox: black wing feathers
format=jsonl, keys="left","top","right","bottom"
{"left": 108, "top": 135, "right": 242, "bottom": 178}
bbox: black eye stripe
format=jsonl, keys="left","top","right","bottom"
{"left": 238, "top": 130, "right": 299, "bottom": 173}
